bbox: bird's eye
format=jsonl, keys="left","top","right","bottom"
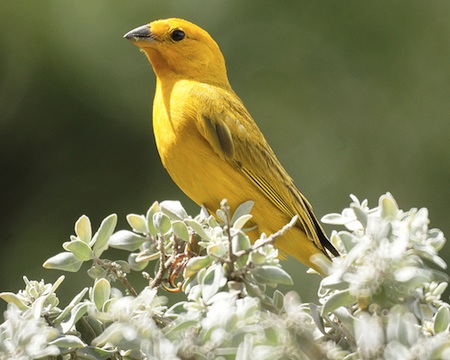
{"left": 171, "top": 29, "right": 185, "bottom": 42}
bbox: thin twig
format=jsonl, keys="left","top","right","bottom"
{"left": 93, "top": 258, "right": 138, "bottom": 297}
{"left": 234, "top": 215, "right": 298, "bottom": 258}
{"left": 149, "top": 234, "right": 167, "bottom": 289}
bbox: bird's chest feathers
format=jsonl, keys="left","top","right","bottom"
{"left": 152, "top": 82, "right": 211, "bottom": 173}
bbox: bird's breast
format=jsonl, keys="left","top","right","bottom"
{"left": 152, "top": 81, "right": 233, "bottom": 208}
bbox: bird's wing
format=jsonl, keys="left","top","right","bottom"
{"left": 192, "top": 85, "right": 330, "bottom": 254}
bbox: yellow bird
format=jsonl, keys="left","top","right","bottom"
{"left": 124, "top": 18, "right": 338, "bottom": 274}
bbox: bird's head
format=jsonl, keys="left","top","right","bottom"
{"left": 124, "top": 18, "right": 230, "bottom": 88}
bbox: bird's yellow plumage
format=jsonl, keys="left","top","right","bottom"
{"left": 124, "top": 18, "right": 338, "bottom": 274}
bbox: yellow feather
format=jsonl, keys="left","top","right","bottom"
{"left": 125, "top": 18, "right": 338, "bottom": 274}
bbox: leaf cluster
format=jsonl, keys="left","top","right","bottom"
{"left": 0, "top": 194, "right": 449, "bottom": 359}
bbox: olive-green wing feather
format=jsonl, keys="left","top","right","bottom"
{"left": 194, "top": 85, "right": 337, "bottom": 256}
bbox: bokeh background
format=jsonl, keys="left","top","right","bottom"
{"left": 1, "top": 1, "right": 449, "bottom": 313}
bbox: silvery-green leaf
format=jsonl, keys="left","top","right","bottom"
{"left": 49, "top": 335, "right": 86, "bottom": 349}
{"left": 128, "top": 253, "right": 148, "bottom": 271}
{"left": 225, "top": 313, "right": 239, "bottom": 332}
{"left": 434, "top": 306, "right": 449, "bottom": 333}
{"left": 61, "top": 302, "right": 89, "bottom": 333}
{"left": 394, "top": 267, "right": 432, "bottom": 286}
{"left": 75, "top": 215, "right": 92, "bottom": 243}
{"left": 230, "top": 200, "right": 254, "bottom": 225}
{"left": 321, "top": 213, "right": 350, "bottom": 225}
{"left": 153, "top": 212, "right": 172, "bottom": 235}
{"left": 108, "top": 230, "right": 146, "bottom": 251}
{"left": 136, "top": 251, "right": 160, "bottom": 263}
{"left": 0, "top": 292, "right": 29, "bottom": 310}
{"left": 232, "top": 214, "right": 253, "bottom": 230}
{"left": 432, "top": 282, "right": 448, "bottom": 297}
{"left": 50, "top": 275, "right": 66, "bottom": 293}
{"left": 207, "top": 242, "right": 227, "bottom": 257}
{"left": 380, "top": 194, "right": 399, "bottom": 220}
{"left": 273, "top": 290, "right": 284, "bottom": 311}
{"left": 63, "top": 239, "right": 92, "bottom": 261}
{"left": 232, "top": 232, "right": 251, "bottom": 253}
{"left": 75, "top": 346, "right": 116, "bottom": 360}
{"left": 126, "top": 214, "right": 148, "bottom": 234}
{"left": 92, "top": 214, "right": 117, "bottom": 257}
{"left": 146, "top": 201, "right": 160, "bottom": 236}
{"left": 428, "top": 229, "right": 446, "bottom": 251}
{"left": 164, "top": 320, "right": 199, "bottom": 343}
{"left": 208, "top": 215, "right": 218, "bottom": 227}
{"left": 54, "top": 287, "right": 89, "bottom": 324}
{"left": 251, "top": 266, "right": 293, "bottom": 286}
{"left": 201, "top": 264, "right": 226, "bottom": 302}
{"left": 114, "top": 260, "right": 130, "bottom": 273}
{"left": 172, "top": 220, "right": 190, "bottom": 242}
{"left": 160, "top": 200, "right": 188, "bottom": 220}
{"left": 249, "top": 251, "right": 266, "bottom": 265}
{"left": 351, "top": 204, "right": 367, "bottom": 228}
{"left": 43, "top": 252, "right": 83, "bottom": 272}
{"left": 349, "top": 194, "right": 361, "bottom": 206}
{"left": 309, "top": 303, "right": 326, "bottom": 334}
{"left": 321, "top": 289, "right": 356, "bottom": 315}
{"left": 216, "top": 208, "right": 227, "bottom": 222}
{"left": 236, "top": 334, "right": 253, "bottom": 360}
{"left": 87, "top": 264, "right": 108, "bottom": 280}
{"left": 337, "top": 231, "right": 358, "bottom": 253}
{"left": 320, "top": 272, "right": 348, "bottom": 291}
{"left": 185, "top": 219, "right": 211, "bottom": 241}
{"left": 431, "top": 255, "right": 447, "bottom": 270}
{"left": 184, "top": 256, "right": 213, "bottom": 278}
{"left": 92, "top": 278, "right": 111, "bottom": 311}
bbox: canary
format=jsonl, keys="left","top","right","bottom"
{"left": 124, "top": 18, "right": 338, "bottom": 273}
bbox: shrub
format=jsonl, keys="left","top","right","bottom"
{"left": 1, "top": 193, "right": 448, "bottom": 359}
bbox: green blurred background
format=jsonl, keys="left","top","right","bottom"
{"left": 1, "top": 1, "right": 449, "bottom": 312}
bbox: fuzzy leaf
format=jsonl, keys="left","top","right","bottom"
{"left": 351, "top": 204, "right": 368, "bottom": 228}
{"left": 232, "top": 214, "right": 253, "bottom": 230}
{"left": 108, "top": 230, "right": 147, "bottom": 251}
{"left": 160, "top": 200, "right": 188, "bottom": 220}
{"left": 92, "top": 214, "right": 117, "bottom": 257}
{"left": 230, "top": 200, "right": 254, "bottom": 225}
{"left": 434, "top": 306, "right": 449, "bottom": 333}
{"left": 0, "top": 292, "right": 29, "bottom": 310}
{"left": 61, "top": 302, "right": 89, "bottom": 333}
{"left": 185, "top": 219, "right": 211, "bottom": 240}
{"left": 75, "top": 346, "right": 116, "bottom": 359}
{"left": 321, "top": 213, "right": 350, "bottom": 225}
{"left": 184, "top": 256, "right": 213, "bottom": 278}
{"left": 87, "top": 264, "right": 108, "bottom": 280}
{"left": 172, "top": 220, "right": 190, "bottom": 242}
{"left": 92, "top": 278, "right": 111, "bottom": 311}
{"left": 54, "top": 287, "right": 89, "bottom": 325}
{"left": 50, "top": 335, "right": 86, "bottom": 349}
{"left": 232, "top": 232, "right": 251, "bottom": 253}
{"left": 146, "top": 201, "right": 160, "bottom": 236}
{"left": 63, "top": 239, "right": 92, "bottom": 261}
{"left": 321, "top": 289, "right": 356, "bottom": 315}
{"left": 201, "top": 264, "right": 226, "bottom": 302}
{"left": 43, "top": 252, "right": 83, "bottom": 272}
{"left": 153, "top": 212, "right": 172, "bottom": 235}
{"left": 251, "top": 266, "right": 293, "bottom": 286}
{"left": 126, "top": 214, "right": 148, "bottom": 234}
{"left": 128, "top": 253, "right": 149, "bottom": 271}
{"left": 75, "top": 215, "right": 92, "bottom": 243}
{"left": 380, "top": 194, "right": 399, "bottom": 219}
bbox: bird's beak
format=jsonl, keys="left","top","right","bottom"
{"left": 123, "top": 25, "right": 153, "bottom": 42}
